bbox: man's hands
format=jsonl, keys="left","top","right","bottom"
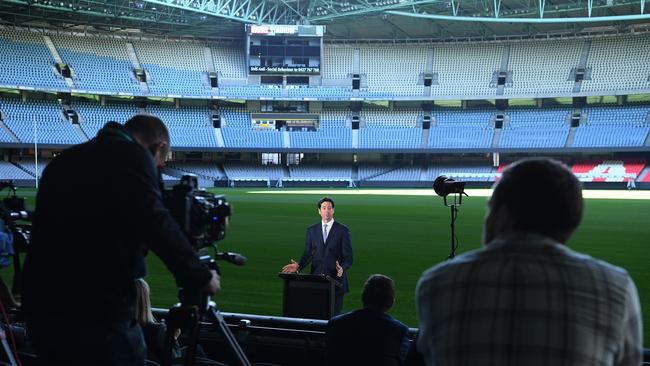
{"left": 336, "top": 260, "right": 343, "bottom": 277}
{"left": 201, "top": 270, "right": 221, "bottom": 294}
{"left": 281, "top": 260, "right": 343, "bottom": 276}
{"left": 282, "top": 259, "right": 299, "bottom": 273}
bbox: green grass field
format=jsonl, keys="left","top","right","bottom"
{"left": 2, "top": 188, "right": 649, "bottom": 346}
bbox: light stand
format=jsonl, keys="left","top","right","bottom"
{"left": 433, "top": 175, "right": 468, "bottom": 260}
{"left": 441, "top": 193, "right": 464, "bottom": 259}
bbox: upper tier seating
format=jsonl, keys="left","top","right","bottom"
{"left": 0, "top": 31, "right": 67, "bottom": 90}
{"left": 50, "top": 34, "right": 141, "bottom": 94}
{"left": 582, "top": 36, "right": 650, "bottom": 93}
{"left": 431, "top": 43, "right": 502, "bottom": 97}
{"left": 505, "top": 40, "right": 581, "bottom": 96}
{"left": 133, "top": 40, "right": 209, "bottom": 96}
{"left": 322, "top": 45, "right": 354, "bottom": 80}
{"left": 2, "top": 29, "right": 650, "bottom": 99}
{"left": 211, "top": 43, "right": 247, "bottom": 79}
{"left": 359, "top": 45, "right": 427, "bottom": 97}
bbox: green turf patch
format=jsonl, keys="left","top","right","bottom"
{"left": 2, "top": 187, "right": 648, "bottom": 346}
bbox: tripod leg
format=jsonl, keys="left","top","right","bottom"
{"left": 163, "top": 306, "right": 201, "bottom": 366}
{"left": 206, "top": 307, "right": 251, "bottom": 366}
{"left": 0, "top": 330, "right": 18, "bottom": 366}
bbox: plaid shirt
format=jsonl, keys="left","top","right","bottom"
{"left": 416, "top": 232, "right": 643, "bottom": 366}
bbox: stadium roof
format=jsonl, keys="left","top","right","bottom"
{"left": 1, "top": 0, "right": 650, "bottom": 40}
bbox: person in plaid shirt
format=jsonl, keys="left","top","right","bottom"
{"left": 416, "top": 157, "right": 642, "bottom": 366}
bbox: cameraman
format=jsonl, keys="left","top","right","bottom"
{"left": 22, "top": 115, "right": 219, "bottom": 366}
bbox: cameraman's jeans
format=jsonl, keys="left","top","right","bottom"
{"left": 26, "top": 316, "right": 146, "bottom": 366}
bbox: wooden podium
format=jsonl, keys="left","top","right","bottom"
{"left": 278, "top": 273, "right": 342, "bottom": 320}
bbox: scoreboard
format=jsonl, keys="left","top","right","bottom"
{"left": 246, "top": 24, "right": 324, "bottom": 75}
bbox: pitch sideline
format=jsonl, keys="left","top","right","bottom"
{"left": 248, "top": 189, "right": 650, "bottom": 200}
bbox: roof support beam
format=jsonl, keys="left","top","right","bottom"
{"left": 493, "top": 0, "right": 502, "bottom": 17}
{"left": 387, "top": 10, "right": 650, "bottom": 22}
{"left": 308, "top": 0, "right": 446, "bottom": 22}
{"left": 142, "top": 0, "right": 262, "bottom": 23}
{"left": 450, "top": 0, "right": 460, "bottom": 16}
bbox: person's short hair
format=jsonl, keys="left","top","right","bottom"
{"left": 317, "top": 197, "right": 335, "bottom": 209}
{"left": 134, "top": 278, "right": 155, "bottom": 326}
{"left": 124, "top": 114, "right": 170, "bottom": 155}
{"left": 361, "top": 274, "right": 395, "bottom": 312}
{"left": 490, "top": 158, "right": 583, "bottom": 242}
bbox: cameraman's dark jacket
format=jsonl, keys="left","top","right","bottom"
{"left": 22, "top": 123, "right": 211, "bottom": 321}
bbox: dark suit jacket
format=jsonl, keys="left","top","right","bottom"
{"left": 298, "top": 221, "right": 353, "bottom": 293}
{"left": 326, "top": 308, "right": 411, "bottom": 366}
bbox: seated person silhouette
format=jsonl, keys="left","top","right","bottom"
{"left": 326, "top": 274, "right": 410, "bottom": 366}
{"left": 134, "top": 278, "right": 180, "bottom": 363}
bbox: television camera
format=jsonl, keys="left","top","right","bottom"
{"left": 163, "top": 174, "right": 244, "bottom": 263}
{"left": 0, "top": 182, "right": 31, "bottom": 222}
{"left": 0, "top": 181, "right": 31, "bottom": 325}
{"left": 0, "top": 181, "right": 31, "bottom": 256}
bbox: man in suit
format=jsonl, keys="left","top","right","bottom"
{"left": 326, "top": 274, "right": 411, "bottom": 366}
{"left": 282, "top": 197, "right": 353, "bottom": 315}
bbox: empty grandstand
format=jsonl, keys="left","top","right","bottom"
{"left": 1, "top": 2, "right": 650, "bottom": 366}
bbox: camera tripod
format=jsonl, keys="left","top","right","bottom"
{"left": 163, "top": 301, "right": 251, "bottom": 366}
{"left": 162, "top": 252, "right": 251, "bottom": 366}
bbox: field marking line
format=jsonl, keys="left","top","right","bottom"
{"left": 247, "top": 189, "right": 650, "bottom": 200}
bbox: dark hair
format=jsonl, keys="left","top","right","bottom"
{"left": 124, "top": 114, "right": 170, "bottom": 154}
{"left": 317, "top": 197, "right": 335, "bottom": 209}
{"left": 361, "top": 274, "right": 395, "bottom": 312}
{"left": 491, "top": 158, "right": 583, "bottom": 242}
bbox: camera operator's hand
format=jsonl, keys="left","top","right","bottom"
{"left": 282, "top": 259, "right": 299, "bottom": 273}
{"left": 201, "top": 270, "right": 220, "bottom": 295}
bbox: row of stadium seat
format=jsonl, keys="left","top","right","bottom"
{"left": 1, "top": 100, "right": 648, "bottom": 149}
{"left": 9, "top": 160, "right": 646, "bottom": 183}
{"left": 1, "top": 29, "right": 649, "bottom": 99}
